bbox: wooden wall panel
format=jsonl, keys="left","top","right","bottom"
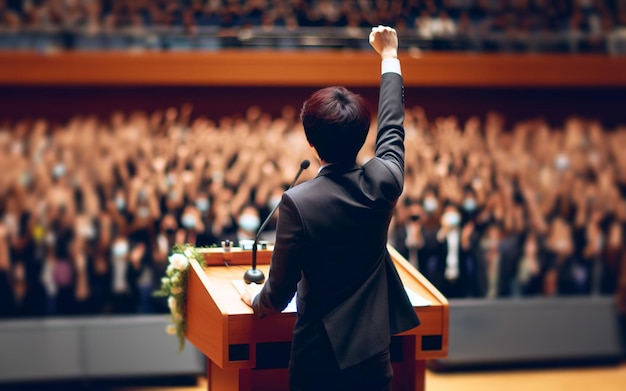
{"left": 1, "top": 51, "right": 625, "bottom": 88}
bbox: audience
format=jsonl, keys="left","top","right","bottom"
{"left": 389, "top": 111, "right": 626, "bottom": 301}
{"left": 0, "top": 104, "right": 316, "bottom": 317}
{"left": 0, "top": 104, "right": 624, "bottom": 318}
{"left": 1, "top": 0, "right": 626, "bottom": 53}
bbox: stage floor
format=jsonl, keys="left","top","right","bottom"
{"left": 425, "top": 363, "right": 626, "bottom": 391}
{"left": 3, "top": 364, "right": 625, "bottom": 391}
{"left": 112, "top": 364, "right": 626, "bottom": 391}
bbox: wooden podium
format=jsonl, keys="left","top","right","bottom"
{"left": 185, "top": 245, "right": 448, "bottom": 391}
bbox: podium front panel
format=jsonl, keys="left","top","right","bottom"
{"left": 186, "top": 246, "right": 448, "bottom": 371}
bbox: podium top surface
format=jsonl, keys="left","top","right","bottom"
{"left": 189, "top": 245, "right": 447, "bottom": 317}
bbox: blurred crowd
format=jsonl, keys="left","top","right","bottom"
{"left": 390, "top": 110, "right": 625, "bottom": 303}
{"left": 0, "top": 104, "right": 625, "bottom": 319}
{"left": 1, "top": 0, "right": 626, "bottom": 52}
{"left": 0, "top": 104, "right": 317, "bottom": 317}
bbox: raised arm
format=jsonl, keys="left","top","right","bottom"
{"left": 369, "top": 26, "right": 405, "bottom": 191}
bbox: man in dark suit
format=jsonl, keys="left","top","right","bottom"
{"left": 242, "top": 26, "right": 420, "bottom": 391}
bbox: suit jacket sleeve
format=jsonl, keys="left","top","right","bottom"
{"left": 375, "top": 72, "right": 405, "bottom": 194}
{"left": 252, "top": 193, "right": 304, "bottom": 317}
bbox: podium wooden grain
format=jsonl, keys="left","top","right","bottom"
{"left": 185, "top": 246, "right": 448, "bottom": 391}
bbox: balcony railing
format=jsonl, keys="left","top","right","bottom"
{"left": 1, "top": 26, "right": 625, "bottom": 54}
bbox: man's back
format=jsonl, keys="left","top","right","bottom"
{"left": 286, "top": 155, "right": 402, "bottom": 317}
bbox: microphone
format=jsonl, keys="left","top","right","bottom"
{"left": 244, "top": 159, "right": 310, "bottom": 284}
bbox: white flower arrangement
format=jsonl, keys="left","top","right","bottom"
{"left": 153, "top": 244, "right": 206, "bottom": 352}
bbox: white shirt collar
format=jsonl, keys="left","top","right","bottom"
{"left": 317, "top": 162, "right": 333, "bottom": 175}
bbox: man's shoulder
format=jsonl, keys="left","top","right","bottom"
{"left": 285, "top": 175, "right": 328, "bottom": 201}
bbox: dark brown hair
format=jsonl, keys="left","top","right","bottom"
{"left": 300, "top": 86, "right": 371, "bottom": 164}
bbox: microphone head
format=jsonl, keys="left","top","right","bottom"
{"left": 301, "top": 159, "right": 311, "bottom": 170}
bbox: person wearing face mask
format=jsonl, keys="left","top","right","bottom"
{"left": 181, "top": 210, "right": 198, "bottom": 232}
{"left": 178, "top": 205, "right": 216, "bottom": 248}
{"left": 236, "top": 205, "right": 261, "bottom": 246}
{"left": 195, "top": 194, "right": 211, "bottom": 215}
{"left": 460, "top": 185, "right": 480, "bottom": 223}
{"left": 127, "top": 183, "right": 159, "bottom": 240}
{"left": 419, "top": 203, "right": 472, "bottom": 298}
{"left": 114, "top": 192, "right": 127, "bottom": 213}
{"left": 405, "top": 190, "right": 447, "bottom": 282}
{"left": 109, "top": 236, "right": 137, "bottom": 314}
{"left": 421, "top": 189, "right": 440, "bottom": 219}
{"left": 420, "top": 188, "right": 444, "bottom": 221}
{"left": 106, "top": 190, "right": 131, "bottom": 238}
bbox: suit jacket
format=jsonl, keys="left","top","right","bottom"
{"left": 253, "top": 72, "right": 420, "bottom": 370}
